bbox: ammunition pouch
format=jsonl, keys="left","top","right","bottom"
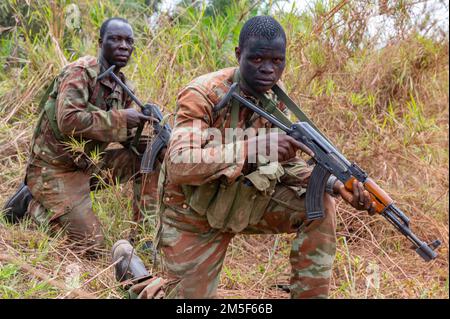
{"left": 182, "top": 162, "right": 284, "bottom": 233}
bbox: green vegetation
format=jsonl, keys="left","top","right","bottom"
{"left": 0, "top": 0, "right": 448, "bottom": 298}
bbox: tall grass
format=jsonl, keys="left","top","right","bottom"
{"left": 0, "top": 0, "right": 448, "bottom": 298}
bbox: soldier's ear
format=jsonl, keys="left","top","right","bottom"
{"left": 235, "top": 47, "right": 241, "bottom": 63}
{"left": 98, "top": 37, "right": 103, "bottom": 48}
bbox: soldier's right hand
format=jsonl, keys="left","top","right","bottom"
{"left": 276, "top": 133, "right": 314, "bottom": 161}
{"left": 124, "top": 108, "right": 153, "bottom": 128}
{"left": 247, "top": 132, "right": 314, "bottom": 162}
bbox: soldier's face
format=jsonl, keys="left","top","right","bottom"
{"left": 236, "top": 36, "right": 286, "bottom": 93}
{"left": 99, "top": 20, "right": 134, "bottom": 68}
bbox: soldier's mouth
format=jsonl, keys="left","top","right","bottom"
{"left": 255, "top": 78, "right": 274, "bottom": 86}
{"left": 115, "top": 55, "right": 129, "bottom": 61}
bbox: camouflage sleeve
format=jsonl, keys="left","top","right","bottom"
{"left": 55, "top": 66, "right": 128, "bottom": 142}
{"left": 280, "top": 157, "right": 313, "bottom": 187}
{"left": 166, "top": 87, "right": 247, "bottom": 186}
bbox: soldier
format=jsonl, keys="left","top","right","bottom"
{"left": 3, "top": 17, "right": 160, "bottom": 256}
{"left": 112, "top": 16, "right": 375, "bottom": 299}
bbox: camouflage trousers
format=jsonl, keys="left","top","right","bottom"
{"left": 26, "top": 148, "right": 159, "bottom": 254}
{"left": 131, "top": 184, "right": 337, "bottom": 299}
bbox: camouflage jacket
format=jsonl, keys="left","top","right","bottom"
{"left": 29, "top": 55, "right": 136, "bottom": 171}
{"left": 162, "top": 67, "right": 310, "bottom": 207}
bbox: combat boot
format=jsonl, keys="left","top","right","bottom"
{"left": 111, "top": 239, "right": 150, "bottom": 284}
{"left": 2, "top": 182, "right": 32, "bottom": 223}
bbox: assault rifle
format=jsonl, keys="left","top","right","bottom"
{"left": 3, "top": 66, "right": 170, "bottom": 224}
{"left": 216, "top": 83, "right": 441, "bottom": 262}
{"left": 98, "top": 65, "right": 171, "bottom": 173}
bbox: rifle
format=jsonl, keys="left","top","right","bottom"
{"left": 216, "top": 83, "right": 441, "bottom": 262}
{"left": 97, "top": 65, "right": 171, "bottom": 173}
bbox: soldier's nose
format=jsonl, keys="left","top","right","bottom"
{"left": 260, "top": 63, "right": 274, "bottom": 74}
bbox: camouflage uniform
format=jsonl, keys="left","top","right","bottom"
{"left": 149, "top": 67, "right": 337, "bottom": 299}
{"left": 25, "top": 55, "right": 159, "bottom": 252}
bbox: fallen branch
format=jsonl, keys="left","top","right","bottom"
{"left": 0, "top": 253, "right": 95, "bottom": 299}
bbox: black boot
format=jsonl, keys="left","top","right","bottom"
{"left": 111, "top": 240, "right": 150, "bottom": 284}
{"left": 2, "top": 182, "right": 32, "bottom": 223}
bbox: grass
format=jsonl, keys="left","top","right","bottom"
{"left": 0, "top": 0, "right": 448, "bottom": 299}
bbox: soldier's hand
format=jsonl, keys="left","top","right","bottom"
{"left": 124, "top": 109, "right": 153, "bottom": 129}
{"left": 276, "top": 134, "right": 314, "bottom": 161}
{"left": 336, "top": 179, "right": 376, "bottom": 214}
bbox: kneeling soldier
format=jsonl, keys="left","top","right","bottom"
{"left": 3, "top": 17, "right": 161, "bottom": 256}
{"left": 127, "top": 16, "right": 374, "bottom": 299}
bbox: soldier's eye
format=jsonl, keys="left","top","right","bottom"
{"left": 251, "top": 57, "right": 262, "bottom": 63}
{"left": 273, "top": 58, "right": 284, "bottom": 64}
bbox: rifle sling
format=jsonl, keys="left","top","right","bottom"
{"left": 248, "top": 81, "right": 332, "bottom": 144}
{"left": 221, "top": 69, "right": 331, "bottom": 144}
{"left": 271, "top": 84, "right": 332, "bottom": 143}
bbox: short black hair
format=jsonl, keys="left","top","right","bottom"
{"left": 239, "top": 16, "right": 286, "bottom": 48}
{"left": 99, "top": 17, "right": 130, "bottom": 39}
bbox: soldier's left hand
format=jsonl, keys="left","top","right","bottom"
{"left": 335, "top": 179, "right": 376, "bottom": 214}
